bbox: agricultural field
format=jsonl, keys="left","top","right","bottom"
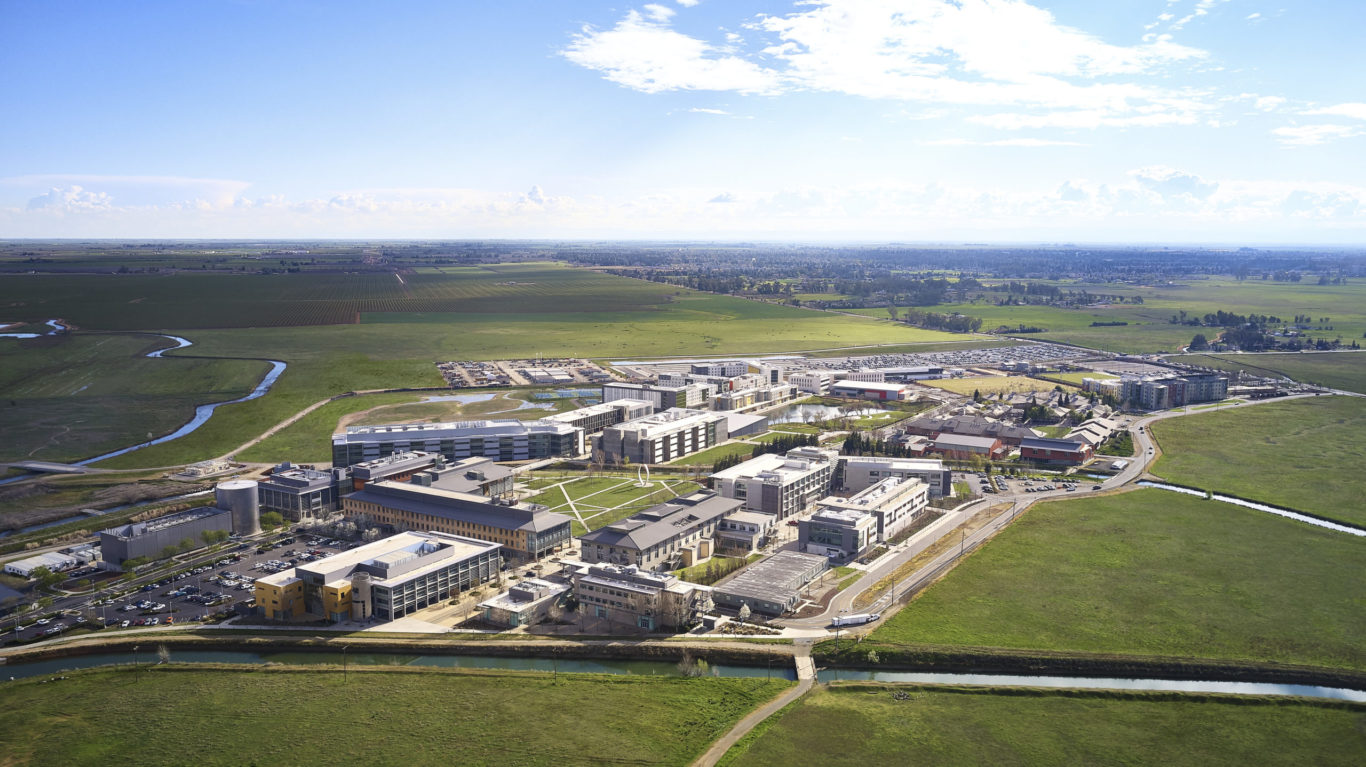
{"left": 0, "top": 666, "right": 791, "bottom": 767}
{"left": 919, "top": 376, "right": 1073, "bottom": 396}
{"left": 0, "top": 334, "right": 269, "bottom": 464}
{"left": 526, "top": 475, "right": 702, "bottom": 535}
{"left": 722, "top": 685, "right": 1365, "bottom": 767}
{"left": 0, "top": 264, "right": 973, "bottom": 470}
{"left": 848, "top": 277, "right": 1366, "bottom": 354}
{"left": 1170, "top": 351, "right": 1366, "bottom": 394}
{"left": 861, "top": 489, "right": 1366, "bottom": 671}
{"left": 1149, "top": 396, "right": 1366, "bottom": 528}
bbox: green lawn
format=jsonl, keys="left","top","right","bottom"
{"left": 0, "top": 665, "right": 791, "bottom": 767}
{"left": 1150, "top": 396, "right": 1366, "bottom": 528}
{"left": 668, "top": 442, "right": 760, "bottom": 467}
{"left": 529, "top": 476, "right": 703, "bottom": 535}
{"left": 1170, "top": 351, "right": 1366, "bottom": 394}
{"left": 722, "top": 685, "right": 1366, "bottom": 767}
{"left": 862, "top": 489, "right": 1366, "bottom": 670}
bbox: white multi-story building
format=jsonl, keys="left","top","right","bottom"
{"left": 710, "top": 447, "right": 838, "bottom": 520}
{"left": 787, "top": 370, "right": 838, "bottom": 395}
{"left": 602, "top": 382, "right": 712, "bottom": 411}
{"left": 815, "top": 476, "right": 929, "bottom": 543}
{"left": 839, "top": 456, "right": 953, "bottom": 498}
{"left": 593, "top": 408, "right": 730, "bottom": 465}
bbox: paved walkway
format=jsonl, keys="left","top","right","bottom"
{"left": 691, "top": 642, "right": 815, "bottom": 767}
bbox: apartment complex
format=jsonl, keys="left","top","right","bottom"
{"left": 1084, "top": 373, "right": 1229, "bottom": 410}
{"left": 343, "top": 480, "right": 572, "bottom": 561}
{"left": 577, "top": 490, "right": 743, "bottom": 571}
{"left": 331, "top": 418, "right": 584, "bottom": 466}
{"left": 593, "top": 408, "right": 730, "bottom": 465}
{"left": 254, "top": 530, "right": 501, "bottom": 623}
{"left": 710, "top": 447, "right": 838, "bottom": 520}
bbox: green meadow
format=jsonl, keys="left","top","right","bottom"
{"left": 1170, "top": 351, "right": 1366, "bottom": 394}
{"left": 857, "top": 489, "right": 1366, "bottom": 671}
{"left": 722, "top": 685, "right": 1365, "bottom": 767}
{"left": 1149, "top": 396, "right": 1366, "bottom": 528}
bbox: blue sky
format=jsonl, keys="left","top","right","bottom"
{"left": 1, "top": 0, "right": 1363, "bottom": 242}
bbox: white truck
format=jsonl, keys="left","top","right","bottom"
{"left": 830, "top": 612, "right": 880, "bottom": 627}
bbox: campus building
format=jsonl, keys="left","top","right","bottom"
{"left": 710, "top": 448, "right": 838, "bottom": 520}
{"left": 576, "top": 490, "right": 743, "bottom": 571}
{"left": 711, "top": 382, "right": 799, "bottom": 412}
{"left": 1117, "top": 374, "right": 1229, "bottom": 410}
{"left": 814, "top": 477, "right": 929, "bottom": 543}
{"left": 254, "top": 530, "right": 502, "bottom": 623}
{"left": 343, "top": 480, "right": 572, "bottom": 562}
{"left": 1019, "top": 436, "right": 1095, "bottom": 465}
{"left": 690, "top": 360, "right": 750, "bottom": 377}
{"left": 926, "top": 434, "right": 1006, "bottom": 460}
{"left": 478, "top": 578, "right": 570, "bottom": 628}
{"left": 714, "top": 511, "right": 778, "bottom": 555}
{"left": 257, "top": 463, "right": 350, "bottom": 522}
{"left": 901, "top": 415, "right": 1042, "bottom": 447}
{"left": 98, "top": 507, "right": 234, "bottom": 567}
{"left": 567, "top": 562, "right": 713, "bottom": 632}
{"left": 331, "top": 418, "right": 584, "bottom": 466}
{"left": 712, "top": 551, "right": 828, "bottom": 617}
{"left": 542, "top": 398, "right": 654, "bottom": 435}
{"left": 593, "top": 408, "right": 730, "bottom": 465}
{"left": 787, "top": 370, "right": 838, "bottom": 395}
{"left": 601, "top": 382, "right": 711, "bottom": 411}
{"left": 829, "top": 380, "right": 912, "bottom": 401}
{"left": 839, "top": 456, "right": 952, "bottom": 498}
{"left": 348, "top": 451, "right": 440, "bottom": 490}
{"left": 798, "top": 506, "right": 877, "bottom": 563}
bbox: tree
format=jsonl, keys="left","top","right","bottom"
{"left": 260, "top": 511, "right": 285, "bottom": 530}
{"left": 737, "top": 603, "right": 752, "bottom": 622}
{"left": 29, "top": 566, "right": 63, "bottom": 591}
{"left": 1190, "top": 333, "right": 1209, "bottom": 351}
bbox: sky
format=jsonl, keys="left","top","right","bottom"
{"left": 1, "top": 0, "right": 1364, "bottom": 243}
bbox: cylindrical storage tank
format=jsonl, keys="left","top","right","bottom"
{"left": 351, "top": 572, "right": 372, "bottom": 621}
{"left": 216, "top": 479, "right": 261, "bottom": 536}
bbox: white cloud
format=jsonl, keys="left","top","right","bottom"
{"left": 1130, "top": 165, "right": 1219, "bottom": 199}
{"left": 920, "top": 137, "right": 1086, "bottom": 147}
{"left": 1245, "top": 12, "right": 1262, "bottom": 21}
{"left": 676, "top": 0, "right": 700, "bottom": 6}
{"left": 26, "top": 185, "right": 113, "bottom": 211}
{"left": 1272, "top": 124, "right": 1366, "bottom": 146}
{"left": 642, "top": 4, "right": 675, "bottom": 23}
{"left": 1253, "top": 95, "right": 1286, "bottom": 111}
{"left": 1302, "top": 102, "right": 1366, "bottom": 121}
{"left": 687, "top": 107, "right": 730, "bottom": 115}
{"left": 562, "top": 10, "right": 780, "bottom": 94}
{"left": 565, "top": 1, "right": 1213, "bottom": 130}
{"left": 709, "top": 192, "right": 737, "bottom": 203}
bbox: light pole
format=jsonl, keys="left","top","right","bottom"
{"left": 133, "top": 645, "right": 141, "bottom": 682}
{"left": 343, "top": 644, "right": 350, "bottom": 684}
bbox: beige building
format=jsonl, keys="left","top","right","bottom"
{"left": 567, "top": 562, "right": 713, "bottom": 632}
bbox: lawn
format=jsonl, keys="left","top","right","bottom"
{"left": 1045, "top": 371, "right": 1118, "bottom": 385}
{"left": 1170, "top": 351, "right": 1366, "bottom": 394}
{"left": 668, "top": 442, "right": 762, "bottom": 467}
{"left": 0, "top": 665, "right": 791, "bottom": 767}
{"left": 722, "top": 685, "right": 1366, "bottom": 767}
{"left": 1149, "top": 396, "right": 1366, "bottom": 528}
{"left": 862, "top": 489, "right": 1366, "bottom": 670}
{"left": 529, "top": 476, "right": 702, "bottom": 535}
{"left": 921, "top": 376, "right": 1073, "bottom": 396}
{"left": 0, "top": 334, "right": 268, "bottom": 464}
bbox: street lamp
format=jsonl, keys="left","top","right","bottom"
{"left": 342, "top": 644, "right": 350, "bottom": 683}
{"left": 133, "top": 645, "right": 141, "bottom": 682}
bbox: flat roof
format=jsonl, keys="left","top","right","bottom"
{"left": 714, "top": 551, "right": 828, "bottom": 605}
{"left": 1021, "top": 437, "right": 1089, "bottom": 452}
{"left": 349, "top": 482, "right": 571, "bottom": 533}
{"left": 932, "top": 434, "right": 1000, "bottom": 449}
{"left": 297, "top": 530, "right": 499, "bottom": 588}
{"left": 830, "top": 380, "right": 908, "bottom": 392}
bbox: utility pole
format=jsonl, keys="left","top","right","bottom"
{"left": 133, "top": 645, "right": 141, "bottom": 682}
{"left": 343, "top": 644, "right": 350, "bottom": 684}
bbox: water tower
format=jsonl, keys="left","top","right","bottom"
{"left": 216, "top": 479, "right": 261, "bottom": 535}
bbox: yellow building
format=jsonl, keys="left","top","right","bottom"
{"left": 254, "top": 574, "right": 305, "bottom": 620}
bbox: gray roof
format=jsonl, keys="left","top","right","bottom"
{"left": 932, "top": 434, "right": 1001, "bottom": 449}
{"left": 904, "top": 415, "right": 1039, "bottom": 441}
{"left": 348, "top": 484, "right": 571, "bottom": 534}
{"left": 713, "top": 551, "right": 828, "bottom": 605}
{"left": 1020, "top": 437, "right": 1088, "bottom": 452}
{"left": 578, "top": 491, "right": 742, "bottom": 551}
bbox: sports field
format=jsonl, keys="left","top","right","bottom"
{"left": 526, "top": 475, "right": 703, "bottom": 535}
{"left": 920, "top": 376, "right": 1072, "bottom": 396}
{"left": 1170, "top": 351, "right": 1366, "bottom": 394}
{"left": 722, "top": 685, "right": 1365, "bottom": 767}
{"left": 0, "top": 666, "right": 791, "bottom": 767}
{"left": 861, "top": 489, "right": 1366, "bottom": 670}
{"left": 1149, "top": 395, "right": 1366, "bottom": 528}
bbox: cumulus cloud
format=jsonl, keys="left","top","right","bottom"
{"left": 1130, "top": 165, "right": 1218, "bottom": 199}
{"left": 26, "top": 185, "right": 113, "bottom": 211}
{"left": 709, "top": 192, "right": 737, "bottom": 203}
{"left": 563, "top": 1, "right": 1214, "bottom": 131}
{"left": 1253, "top": 96, "right": 1286, "bottom": 111}
{"left": 1272, "top": 124, "right": 1365, "bottom": 146}
{"left": 562, "top": 10, "right": 780, "bottom": 94}
{"left": 676, "top": 0, "right": 700, "bottom": 6}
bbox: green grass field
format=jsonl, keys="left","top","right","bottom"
{"left": 1150, "top": 396, "right": 1366, "bottom": 528}
{"left": 1170, "top": 351, "right": 1366, "bottom": 394}
{"left": 668, "top": 442, "right": 761, "bottom": 467}
{"left": 849, "top": 277, "right": 1366, "bottom": 354}
{"left": 722, "top": 686, "right": 1366, "bottom": 767}
{"left": 0, "top": 665, "right": 791, "bottom": 767}
{"left": 921, "top": 376, "right": 1073, "bottom": 396}
{"left": 863, "top": 489, "right": 1366, "bottom": 670}
{"left": 527, "top": 475, "right": 702, "bottom": 535}
{"left": 0, "top": 334, "right": 269, "bottom": 463}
